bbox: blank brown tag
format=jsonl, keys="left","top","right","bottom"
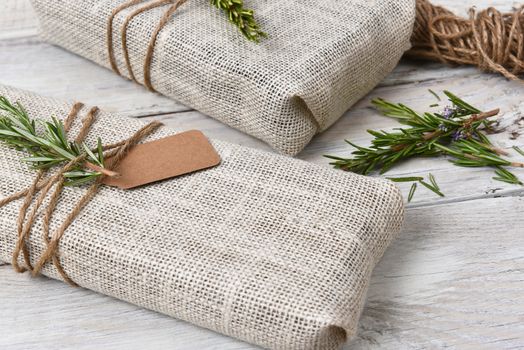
{"left": 102, "top": 130, "right": 220, "bottom": 189}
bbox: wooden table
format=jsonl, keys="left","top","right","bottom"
{"left": 1, "top": 1, "right": 523, "bottom": 349}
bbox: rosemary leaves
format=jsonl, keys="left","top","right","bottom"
{"left": 387, "top": 174, "right": 443, "bottom": 202}
{"left": 326, "top": 91, "right": 524, "bottom": 201}
{"left": 211, "top": 0, "right": 267, "bottom": 42}
{"left": 0, "top": 97, "right": 113, "bottom": 186}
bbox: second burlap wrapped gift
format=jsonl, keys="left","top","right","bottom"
{"left": 29, "top": 0, "right": 416, "bottom": 155}
{"left": 0, "top": 84, "right": 404, "bottom": 349}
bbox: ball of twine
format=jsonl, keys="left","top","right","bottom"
{"left": 409, "top": 0, "right": 524, "bottom": 81}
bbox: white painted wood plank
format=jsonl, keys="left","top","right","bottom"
{"left": 2, "top": 196, "right": 523, "bottom": 349}
{"left": 0, "top": 0, "right": 38, "bottom": 40}
{"left": 350, "top": 195, "right": 524, "bottom": 349}
{"left": 434, "top": 0, "right": 518, "bottom": 13}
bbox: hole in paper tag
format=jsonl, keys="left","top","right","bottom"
{"left": 102, "top": 130, "right": 221, "bottom": 189}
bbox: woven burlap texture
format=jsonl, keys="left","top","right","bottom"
{"left": 30, "top": 0, "right": 416, "bottom": 155}
{"left": 0, "top": 85, "right": 404, "bottom": 349}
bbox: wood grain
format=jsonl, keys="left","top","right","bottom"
{"left": 0, "top": 0, "right": 37, "bottom": 39}
{"left": 1, "top": 0, "right": 524, "bottom": 349}
{"left": 352, "top": 196, "right": 524, "bottom": 349}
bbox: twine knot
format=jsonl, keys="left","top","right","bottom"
{"left": 0, "top": 103, "right": 162, "bottom": 286}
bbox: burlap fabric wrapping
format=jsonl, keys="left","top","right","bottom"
{"left": 0, "top": 85, "right": 404, "bottom": 349}
{"left": 29, "top": 0, "right": 416, "bottom": 156}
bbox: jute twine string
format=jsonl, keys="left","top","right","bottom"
{"left": 411, "top": 0, "right": 524, "bottom": 80}
{"left": 0, "top": 104, "right": 162, "bottom": 286}
{"left": 107, "top": 0, "right": 188, "bottom": 92}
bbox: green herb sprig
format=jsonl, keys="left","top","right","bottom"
{"left": 0, "top": 96, "right": 115, "bottom": 186}
{"left": 326, "top": 91, "right": 524, "bottom": 200}
{"left": 211, "top": 0, "right": 267, "bottom": 42}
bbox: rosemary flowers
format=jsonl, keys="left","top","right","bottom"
{"left": 326, "top": 91, "right": 524, "bottom": 200}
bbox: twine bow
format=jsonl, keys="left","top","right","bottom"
{"left": 411, "top": 0, "right": 524, "bottom": 81}
{"left": 0, "top": 103, "right": 162, "bottom": 286}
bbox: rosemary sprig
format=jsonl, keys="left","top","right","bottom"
{"left": 211, "top": 0, "right": 267, "bottom": 42}
{"left": 0, "top": 96, "right": 115, "bottom": 186}
{"left": 326, "top": 90, "right": 524, "bottom": 199}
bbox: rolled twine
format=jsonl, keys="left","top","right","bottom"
{"left": 106, "top": 0, "right": 523, "bottom": 91}
{"left": 0, "top": 104, "right": 162, "bottom": 286}
{"left": 410, "top": 0, "right": 524, "bottom": 80}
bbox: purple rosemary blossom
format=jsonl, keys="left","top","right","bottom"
{"left": 438, "top": 124, "right": 447, "bottom": 132}
{"left": 442, "top": 106, "right": 454, "bottom": 119}
{"left": 452, "top": 130, "right": 465, "bottom": 141}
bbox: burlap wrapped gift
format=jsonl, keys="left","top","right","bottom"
{"left": 0, "top": 85, "right": 404, "bottom": 349}
{"left": 29, "top": 0, "right": 416, "bottom": 155}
